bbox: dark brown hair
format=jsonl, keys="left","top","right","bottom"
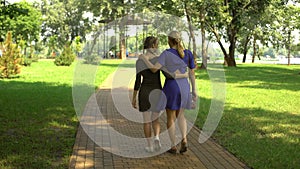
{"left": 143, "top": 36, "right": 158, "bottom": 49}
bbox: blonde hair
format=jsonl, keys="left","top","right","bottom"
{"left": 168, "top": 31, "right": 184, "bottom": 58}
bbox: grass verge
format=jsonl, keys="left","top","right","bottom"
{"left": 196, "top": 64, "right": 300, "bottom": 169}
{"left": 0, "top": 59, "right": 121, "bottom": 169}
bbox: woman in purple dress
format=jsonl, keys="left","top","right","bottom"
{"left": 142, "top": 31, "right": 197, "bottom": 154}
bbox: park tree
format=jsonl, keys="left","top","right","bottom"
{"left": 182, "top": 0, "right": 210, "bottom": 69}
{"left": 291, "top": 43, "right": 300, "bottom": 57}
{"left": 276, "top": 4, "right": 300, "bottom": 65}
{"left": 203, "top": 0, "right": 272, "bottom": 67}
{"left": 0, "top": 0, "right": 28, "bottom": 41}
{"left": 40, "top": 0, "right": 69, "bottom": 47}
{"left": 0, "top": 32, "right": 22, "bottom": 78}
{"left": 40, "top": 0, "right": 91, "bottom": 48}
{"left": 0, "top": 1, "right": 41, "bottom": 45}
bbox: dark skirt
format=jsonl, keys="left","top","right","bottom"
{"left": 138, "top": 84, "right": 162, "bottom": 112}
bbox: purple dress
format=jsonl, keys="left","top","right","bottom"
{"left": 158, "top": 48, "right": 196, "bottom": 110}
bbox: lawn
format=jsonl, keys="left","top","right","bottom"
{"left": 0, "top": 59, "right": 121, "bottom": 169}
{"left": 196, "top": 64, "right": 300, "bottom": 169}
{"left": 1, "top": 60, "right": 299, "bottom": 169}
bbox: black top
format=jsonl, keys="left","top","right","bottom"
{"left": 134, "top": 57, "right": 161, "bottom": 91}
{"left": 134, "top": 56, "right": 176, "bottom": 112}
{"left": 134, "top": 57, "right": 175, "bottom": 91}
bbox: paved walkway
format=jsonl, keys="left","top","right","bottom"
{"left": 69, "top": 71, "right": 248, "bottom": 169}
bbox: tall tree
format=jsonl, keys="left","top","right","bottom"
{"left": 40, "top": 0, "right": 91, "bottom": 47}
{"left": 0, "top": 0, "right": 34, "bottom": 42}
{"left": 276, "top": 4, "right": 300, "bottom": 65}
{"left": 13, "top": 1, "right": 42, "bottom": 45}
{"left": 204, "top": 0, "right": 271, "bottom": 66}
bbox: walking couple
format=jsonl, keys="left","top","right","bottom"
{"left": 132, "top": 30, "right": 197, "bottom": 154}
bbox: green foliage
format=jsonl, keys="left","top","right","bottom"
{"left": 0, "top": 1, "right": 42, "bottom": 44}
{"left": 83, "top": 53, "right": 100, "bottom": 65}
{"left": 0, "top": 32, "right": 22, "bottom": 78}
{"left": 54, "top": 42, "right": 75, "bottom": 66}
{"left": 21, "top": 57, "right": 32, "bottom": 66}
{"left": 72, "top": 36, "right": 83, "bottom": 57}
{"left": 40, "top": 0, "right": 91, "bottom": 46}
{"left": 48, "top": 35, "right": 58, "bottom": 58}
{"left": 291, "top": 43, "right": 300, "bottom": 57}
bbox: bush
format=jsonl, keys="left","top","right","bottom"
{"left": 0, "top": 32, "right": 22, "bottom": 78}
{"left": 54, "top": 42, "right": 75, "bottom": 66}
{"left": 21, "top": 57, "right": 32, "bottom": 66}
{"left": 84, "top": 53, "right": 100, "bottom": 65}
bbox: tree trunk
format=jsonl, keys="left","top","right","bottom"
{"left": 118, "top": 32, "right": 125, "bottom": 59}
{"left": 188, "top": 32, "right": 191, "bottom": 50}
{"left": 209, "top": 23, "right": 231, "bottom": 66}
{"left": 226, "top": 26, "right": 237, "bottom": 67}
{"left": 200, "top": 23, "right": 207, "bottom": 69}
{"left": 226, "top": 40, "right": 236, "bottom": 66}
{"left": 88, "top": 32, "right": 100, "bottom": 57}
{"left": 252, "top": 35, "right": 257, "bottom": 63}
{"left": 185, "top": 3, "right": 197, "bottom": 68}
{"left": 242, "top": 35, "right": 250, "bottom": 63}
{"left": 287, "top": 30, "right": 291, "bottom": 66}
{"left": 199, "top": 10, "right": 207, "bottom": 69}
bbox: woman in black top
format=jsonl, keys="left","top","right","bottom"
{"left": 132, "top": 36, "right": 162, "bottom": 152}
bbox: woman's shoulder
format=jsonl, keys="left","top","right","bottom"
{"left": 184, "top": 49, "right": 192, "bottom": 54}
{"left": 184, "top": 49, "right": 194, "bottom": 57}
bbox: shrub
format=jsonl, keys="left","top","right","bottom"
{"left": 54, "top": 42, "right": 75, "bottom": 66}
{"left": 84, "top": 53, "right": 100, "bottom": 65}
{"left": 21, "top": 57, "right": 32, "bottom": 66}
{"left": 0, "top": 32, "right": 22, "bottom": 78}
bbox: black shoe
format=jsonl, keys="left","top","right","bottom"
{"left": 180, "top": 142, "right": 187, "bottom": 154}
{"left": 167, "top": 147, "right": 177, "bottom": 154}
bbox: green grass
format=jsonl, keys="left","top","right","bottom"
{"left": 196, "top": 64, "right": 300, "bottom": 169}
{"left": 1, "top": 60, "right": 299, "bottom": 169}
{"left": 0, "top": 59, "right": 121, "bottom": 169}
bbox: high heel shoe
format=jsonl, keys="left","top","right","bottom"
{"left": 179, "top": 141, "right": 188, "bottom": 154}
{"left": 167, "top": 147, "right": 177, "bottom": 154}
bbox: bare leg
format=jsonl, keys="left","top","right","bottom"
{"left": 176, "top": 109, "right": 188, "bottom": 153}
{"left": 151, "top": 112, "right": 160, "bottom": 137}
{"left": 166, "top": 109, "right": 177, "bottom": 149}
{"left": 176, "top": 109, "right": 187, "bottom": 143}
{"left": 152, "top": 112, "right": 161, "bottom": 151}
{"left": 143, "top": 112, "right": 152, "bottom": 147}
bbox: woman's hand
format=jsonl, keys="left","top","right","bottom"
{"left": 191, "top": 90, "right": 197, "bottom": 102}
{"left": 132, "top": 98, "right": 137, "bottom": 109}
{"left": 174, "top": 69, "right": 188, "bottom": 78}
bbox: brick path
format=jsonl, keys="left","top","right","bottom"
{"left": 69, "top": 70, "right": 248, "bottom": 169}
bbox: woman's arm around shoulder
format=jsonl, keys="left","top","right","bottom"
{"left": 140, "top": 54, "right": 162, "bottom": 73}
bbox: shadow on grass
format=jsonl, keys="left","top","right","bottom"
{"left": 0, "top": 80, "right": 78, "bottom": 169}
{"left": 196, "top": 64, "right": 300, "bottom": 91}
{"left": 196, "top": 96, "right": 300, "bottom": 169}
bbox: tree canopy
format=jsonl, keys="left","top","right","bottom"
{"left": 1, "top": 0, "right": 299, "bottom": 66}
